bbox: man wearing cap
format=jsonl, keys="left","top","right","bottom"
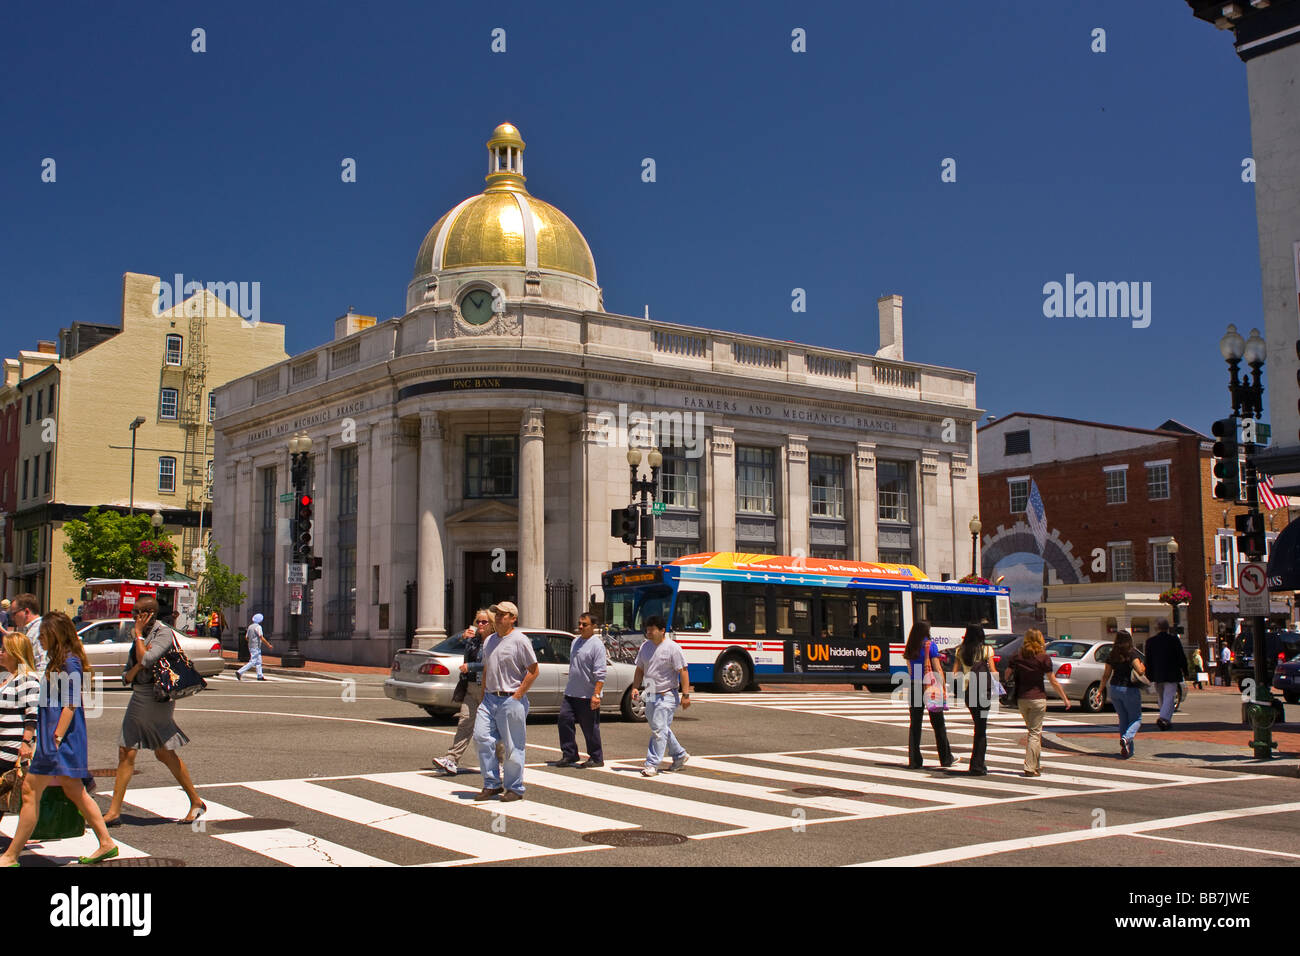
{"left": 472, "top": 601, "right": 539, "bottom": 802}
{"left": 0, "top": 598, "right": 11, "bottom": 629}
{"left": 236, "top": 613, "right": 273, "bottom": 681}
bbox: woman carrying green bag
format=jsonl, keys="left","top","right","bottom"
{"left": 0, "top": 612, "right": 118, "bottom": 867}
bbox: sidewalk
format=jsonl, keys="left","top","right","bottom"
{"left": 220, "top": 649, "right": 390, "bottom": 679}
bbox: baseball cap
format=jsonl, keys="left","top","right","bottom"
{"left": 489, "top": 601, "right": 519, "bottom": 618}
{"left": 1, "top": 599, "right": 9, "bottom": 609}
{"left": 252, "top": 613, "right": 264, "bottom": 624}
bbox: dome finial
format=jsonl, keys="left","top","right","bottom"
{"left": 485, "top": 122, "right": 527, "bottom": 193}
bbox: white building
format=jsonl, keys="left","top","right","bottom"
{"left": 212, "top": 123, "right": 984, "bottom": 665}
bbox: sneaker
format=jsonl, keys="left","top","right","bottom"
{"left": 473, "top": 787, "right": 504, "bottom": 801}
{"left": 257, "top": 677, "right": 267, "bottom": 681}
{"left": 577, "top": 759, "right": 604, "bottom": 768}
{"left": 640, "top": 767, "right": 659, "bottom": 777}
{"left": 500, "top": 791, "right": 524, "bottom": 803}
{"left": 1119, "top": 739, "right": 1129, "bottom": 759}
{"left": 234, "top": 672, "right": 242, "bottom": 681}
{"left": 668, "top": 752, "right": 690, "bottom": 772}
{"left": 432, "top": 757, "right": 457, "bottom": 775}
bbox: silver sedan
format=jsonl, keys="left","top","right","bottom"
{"left": 1045, "top": 639, "right": 1185, "bottom": 713}
{"left": 385, "top": 629, "right": 646, "bottom": 721}
{"left": 76, "top": 618, "right": 227, "bottom": 681}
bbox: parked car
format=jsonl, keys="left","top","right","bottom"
{"left": 76, "top": 618, "right": 226, "bottom": 680}
{"left": 1271, "top": 652, "right": 1300, "bottom": 704}
{"left": 1041, "top": 639, "right": 1185, "bottom": 713}
{"left": 1231, "top": 630, "right": 1300, "bottom": 689}
{"left": 385, "top": 628, "right": 647, "bottom": 721}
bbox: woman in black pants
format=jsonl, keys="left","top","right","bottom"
{"left": 904, "top": 621, "right": 955, "bottom": 770}
{"left": 950, "top": 625, "right": 993, "bottom": 774}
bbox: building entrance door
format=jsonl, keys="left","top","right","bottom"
{"left": 463, "top": 550, "right": 518, "bottom": 621}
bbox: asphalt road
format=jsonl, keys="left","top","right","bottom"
{"left": 5, "top": 674, "right": 1296, "bottom": 870}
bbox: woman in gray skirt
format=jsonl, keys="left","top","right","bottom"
{"left": 101, "top": 595, "right": 206, "bottom": 826}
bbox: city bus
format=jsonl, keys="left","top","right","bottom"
{"left": 601, "top": 552, "right": 1013, "bottom": 692}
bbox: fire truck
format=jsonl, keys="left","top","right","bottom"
{"left": 79, "top": 579, "right": 199, "bottom": 635}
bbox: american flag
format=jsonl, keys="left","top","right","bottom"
{"left": 1026, "top": 478, "right": 1049, "bottom": 554}
{"left": 1260, "top": 475, "right": 1291, "bottom": 512}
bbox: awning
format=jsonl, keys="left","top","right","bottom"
{"left": 1210, "top": 600, "right": 1291, "bottom": 614}
{"left": 1266, "top": 516, "right": 1300, "bottom": 590}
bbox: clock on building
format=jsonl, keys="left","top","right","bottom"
{"left": 458, "top": 288, "right": 497, "bottom": 326}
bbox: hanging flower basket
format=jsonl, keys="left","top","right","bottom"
{"left": 959, "top": 574, "right": 991, "bottom": 585}
{"left": 1159, "top": 586, "right": 1191, "bottom": 605}
{"left": 139, "top": 539, "right": 175, "bottom": 562}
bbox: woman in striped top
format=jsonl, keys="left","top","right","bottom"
{"left": 0, "top": 631, "right": 40, "bottom": 819}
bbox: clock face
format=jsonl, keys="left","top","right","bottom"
{"left": 459, "top": 288, "right": 496, "bottom": 326}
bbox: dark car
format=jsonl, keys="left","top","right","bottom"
{"left": 1271, "top": 653, "right": 1300, "bottom": 705}
{"left": 1231, "top": 630, "right": 1300, "bottom": 689}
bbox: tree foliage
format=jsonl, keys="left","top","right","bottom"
{"left": 199, "top": 541, "right": 247, "bottom": 613}
{"left": 62, "top": 508, "right": 173, "bottom": 581}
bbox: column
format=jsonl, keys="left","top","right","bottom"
{"left": 353, "top": 424, "right": 372, "bottom": 637}
{"left": 370, "top": 420, "right": 399, "bottom": 637}
{"left": 709, "top": 426, "right": 735, "bottom": 552}
{"left": 518, "top": 407, "right": 546, "bottom": 627}
{"left": 414, "top": 412, "right": 447, "bottom": 644}
{"left": 854, "top": 442, "right": 877, "bottom": 561}
{"left": 918, "top": 450, "right": 941, "bottom": 571}
{"left": 582, "top": 411, "right": 609, "bottom": 607}
{"left": 390, "top": 420, "right": 420, "bottom": 642}
{"left": 785, "top": 435, "right": 809, "bottom": 557}
{"left": 309, "top": 434, "right": 330, "bottom": 640}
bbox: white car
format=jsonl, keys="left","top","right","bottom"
{"left": 385, "top": 628, "right": 647, "bottom": 721}
{"left": 76, "top": 619, "right": 226, "bottom": 680}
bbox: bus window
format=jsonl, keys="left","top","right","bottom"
{"left": 774, "top": 588, "right": 814, "bottom": 637}
{"left": 818, "top": 593, "right": 856, "bottom": 638}
{"left": 861, "top": 594, "right": 902, "bottom": 639}
{"left": 723, "top": 583, "right": 766, "bottom": 636}
{"left": 606, "top": 585, "right": 672, "bottom": 633}
{"left": 672, "top": 592, "right": 711, "bottom": 632}
{"left": 914, "top": 594, "right": 951, "bottom": 626}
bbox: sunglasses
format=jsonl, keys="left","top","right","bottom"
{"left": 474, "top": 620, "right": 491, "bottom": 626}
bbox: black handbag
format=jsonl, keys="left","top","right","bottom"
{"left": 150, "top": 629, "right": 208, "bottom": 702}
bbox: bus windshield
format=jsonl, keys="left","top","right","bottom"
{"left": 605, "top": 585, "right": 673, "bottom": 634}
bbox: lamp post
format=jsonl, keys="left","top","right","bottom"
{"left": 1167, "top": 537, "right": 1179, "bottom": 638}
{"left": 969, "top": 515, "right": 982, "bottom": 578}
{"left": 626, "top": 446, "right": 662, "bottom": 566}
{"left": 128, "top": 416, "right": 146, "bottom": 515}
{"left": 283, "top": 431, "right": 313, "bottom": 668}
{"left": 1218, "top": 323, "right": 1275, "bottom": 758}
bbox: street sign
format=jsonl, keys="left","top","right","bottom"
{"left": 290, "top": 584, "right": 303, "bottom": 601}
{"left": 1238, "top": 562, "right": 1269, "bottom": 616}
{"left": 289, "top": 600, "right": 303, "bottom": 615}
{"left": 287, "top": 563, "right": 308, "bottom": 585}
{"left": 190, "top": 549, "right": 207, "bottom": 574}
{"left": 279, "top": 493, "right": 295, "bottom": 503}
{"left": 651, "top": 502, "right": 666, "bottom": 515}
{"left": 146, "top": 561, "right": 165, "bottom": 582}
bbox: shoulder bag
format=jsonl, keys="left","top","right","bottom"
{"left": 975, "top": 646, "right": 1006, "bottom": 701}
{"left": 999, "top": 653, "right": 1017, "bottom": 706}
{"left": 922, "top": 640, "right": 948, "bottom": 713}
{"left": 151, "top": 627, "right": 208, "bottom": 702}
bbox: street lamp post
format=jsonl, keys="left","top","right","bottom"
{"left": 128, "top": 416, "right": 146, "bottom": 515}
{"left": 1168, "top": 537, "right": 1179, "bottom": 639}
{"left": 282, "top": 431, "right": 312, "bottom": 668}
{"left": 626, "top": 447, "right": 662, "bottom": 566}
{"left": 969, "top": 515, "right": 982, "bottom": 578}
{"left": 1217, "top": 323, "right": 1275, "bottom": 759}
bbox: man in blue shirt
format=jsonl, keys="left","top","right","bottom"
{"left": 555, "top": 613, "right": 606, "bottom": 768}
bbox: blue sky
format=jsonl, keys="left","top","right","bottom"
{"left": 1, "top": 0, "right": 1260, "bottom": 440}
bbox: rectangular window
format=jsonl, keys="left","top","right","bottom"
{"left": 811, "top": 546, "right": 848, "bottom": 560}
{"left": 1105, "top": 467, "right": 1127, "bottom": 505}
{"left": 48, "top": 384, "right": 55, "bottom": 412}
{"left": 810, "top": 453, "right": 846, "bottom": 519}
{"left": 1215, "top": 533, "right": 1238, "bottom": 588}
{"left": 465, "top": 435, "right": 518, "bottom": 498}
{"left": 35, "top": 390, "right": 42, "bottom": 419}
{"left": 878, "top": 460, "right": 911, "bottom": 523}
{"left": 735, "top": 447, "right": 776, "bottom": 514}
{"left": 656, "top": 541, "right": 695, "bottom": 563}
{"left": 159, "top": 457, "right": 176, "bottom": 493}
{"left": 1153, "top": 542, "right": 1173, "bottom": 582}
{"left": 658, "top": 445, "right": 700, "bottom": 510}
{"left": 43, "top": 450, "right": 51, "bottom": 494}
{"left": 21, "top": 459, "right": 28, "bottom": 500}
{"left": 26, "top": 530, "right": 39, "bottom": 565}
{"left": 31, "top": 456, "right": 38, "bottom": 497}
{"left": 1109, "top": 542, "right": 1134, "bottom": 582}
{"left": 1146, "top": 462, "right": 1170, "bottom": 500}
{"left": 671, "top": 592, "right": 711, "bottom": 632}
{"left": 722, "top": 583, "right": 768, "bottom": 637}
{"left": 160, "top": 388, "right": 178, "bottom": 420}
{"left": 165, "top": 334, "right": 183, "bottom": 366}
{"left": 1004, "top": 430, "right": 1031, "bottom": 455}
{"left": 1008, "top": 478, "right": 1029, "bottom": 514}
{"left": 24, "top": 395, "right": 30, "bottom": 425}
{"left": 773, "top": 587, "right": 814, "bottom": 637}
{"left": 334, "top": 446, "right": 359, "bottom": 639}
{"left": 208, "top": 393, "right": 216, "bottom": 423}
{"left": 878, "top": 549, "right": 914, "bottom": 565}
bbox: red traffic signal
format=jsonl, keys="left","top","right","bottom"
{"left": 300, "top": 495, "right": 313, "bottom": 507}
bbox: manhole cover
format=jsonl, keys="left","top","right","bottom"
{"left": 89, "top": 768, "right": 140, "bottom": 777}
{"left": 97, "top": 858, "right": 186, "bottom": 867}
{"left": 792, "top": 786, "right": 865, "bottom": 799}
{"left": 210, "top": 818, "right": 296, "bottom": 833}
{"left": 581, "top": 829, "right": 687, "bottom": 847}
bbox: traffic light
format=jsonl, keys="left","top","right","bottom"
{"left": 296, "top": 494, "right": 313, "bottom": 554}
{"left": 309, "top": 555, "right": 323, "bottom": 580}
{"left": 610, "top": 505, "right": 638, "bottom": 545}
{"left": 1236, "top": 512, "right": 1266, "bottom": 559}
{"left": 1211, "top": 417, "right": 1239, "bottom": 500}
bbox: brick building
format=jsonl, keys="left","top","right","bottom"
{"left": 977, "top": 413, "right": 1294, "bottom": 654}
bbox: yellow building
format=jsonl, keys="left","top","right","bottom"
{"left": 5, "top": 272, "right": 286, "bottom": 615}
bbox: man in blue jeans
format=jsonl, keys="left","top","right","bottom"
{"left": 472, "top": 601, "right": 539, "bottom": 802}
{"left": 631, "top": 616, "right": 692, "bottom": 777}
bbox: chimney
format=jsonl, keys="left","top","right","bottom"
{"left": 876, "top": 294, "right": 903, "bottom": 361}
{"left": 37, "top": 340, "right": 57, "bottom": 354}
{"left": 334, "top": 310, "right": 377, "bottom": 340}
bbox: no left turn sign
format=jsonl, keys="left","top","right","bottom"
{"left": 1238, "top": 562, "right": 1269, "bottom": 616}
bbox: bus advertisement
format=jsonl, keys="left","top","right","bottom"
{"left": 601, "top": 552, "right": 1012, "bottom": 692}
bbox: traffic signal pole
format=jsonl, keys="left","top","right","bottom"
{"left": 1243, "top": 434, "right": 1275, "bottom": 758}
{"left": 282, "top": 455, "right": 311, "bottom": 669}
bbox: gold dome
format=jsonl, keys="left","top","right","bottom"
{"left": 412, "top": 123, "right": 596, "bottom": 283}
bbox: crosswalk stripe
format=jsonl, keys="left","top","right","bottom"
{"left": 521, "top": 769, "right": 795, "bottom": 830}
{"left": 212, "top": 827, "right": 397, "bottom": 866}
{"left": 870, "top": 747, "right": 1214, "bottom": 787}
{"left": 976, "top": 748, "right": 1212, "bottom": 782}
{"left": 123, "top": 787, "right": 249, "bottom": 822}
{"left": 363, "top": 771, "right": 639, "bottom": 833}
{"left": 682, "top": 756, "right": 985, "bottom": 806}
{"left": 0, "top": 816, "right": 148, "bottom": 862}
{"left": 242, "top": 779, "right": 567, "bottom": 864}
{"left": 756, "top": 752, "right": 1075, "bottom": 795}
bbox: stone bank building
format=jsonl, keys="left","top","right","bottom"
{"left": 212, "top": 124, "right": 982, "bottom": 665}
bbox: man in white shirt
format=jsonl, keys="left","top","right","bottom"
{"left": 471, "top": 602, "right": 540, "bottom": 802}
{"left": 10, "top": 594, "right": 46, "bottom": 673}
{"left": 631, "top": 616, "right": 692, "bottom": 777}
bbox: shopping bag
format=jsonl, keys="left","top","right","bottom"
{"left": 31, "top": 786, "right": 85, "bottom": 841}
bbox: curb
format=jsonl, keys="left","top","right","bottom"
{"left": 221, "top": 664, "right": 380, "bottom": 682}
{"left": 1043, "top": 732, "right": 1300, "bottom": 778}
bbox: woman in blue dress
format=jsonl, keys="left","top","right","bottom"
{"left": 0, "top": 611, "right": 118, "bottom": 866}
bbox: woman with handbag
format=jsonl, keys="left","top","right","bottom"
{"left": 1099, "top": 630, "right": 1147, "bottom": 759}
{"left": 1003, "top": 629, "right": 1071, "bottom": 776}
{"left": 0, "top": 632, "right": 41, "bottom": 824}
{"left": 101, "top": 596, "right": 206, "bottom": 826}
{"left": 950, "top": 625, "right": 995, "bottom": 775}
{"left": 903, "top": 621, "right": 955, "bottom": 770}
{"left": 0, "top": 612, "right": 119, "bottom": 866}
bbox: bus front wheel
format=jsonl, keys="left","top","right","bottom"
{"left": 713, "top": 654, "right": 752, "bottom": 693}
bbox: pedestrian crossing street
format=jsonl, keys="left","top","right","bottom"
{"left": 0, "top": 744, "right": 1237, "bottom": 867}
{"left": 692, "top": 692, "right": 1089, "bottom": 734}
{"left": 207, "top": 672, "right": 343, "bottom": 685}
